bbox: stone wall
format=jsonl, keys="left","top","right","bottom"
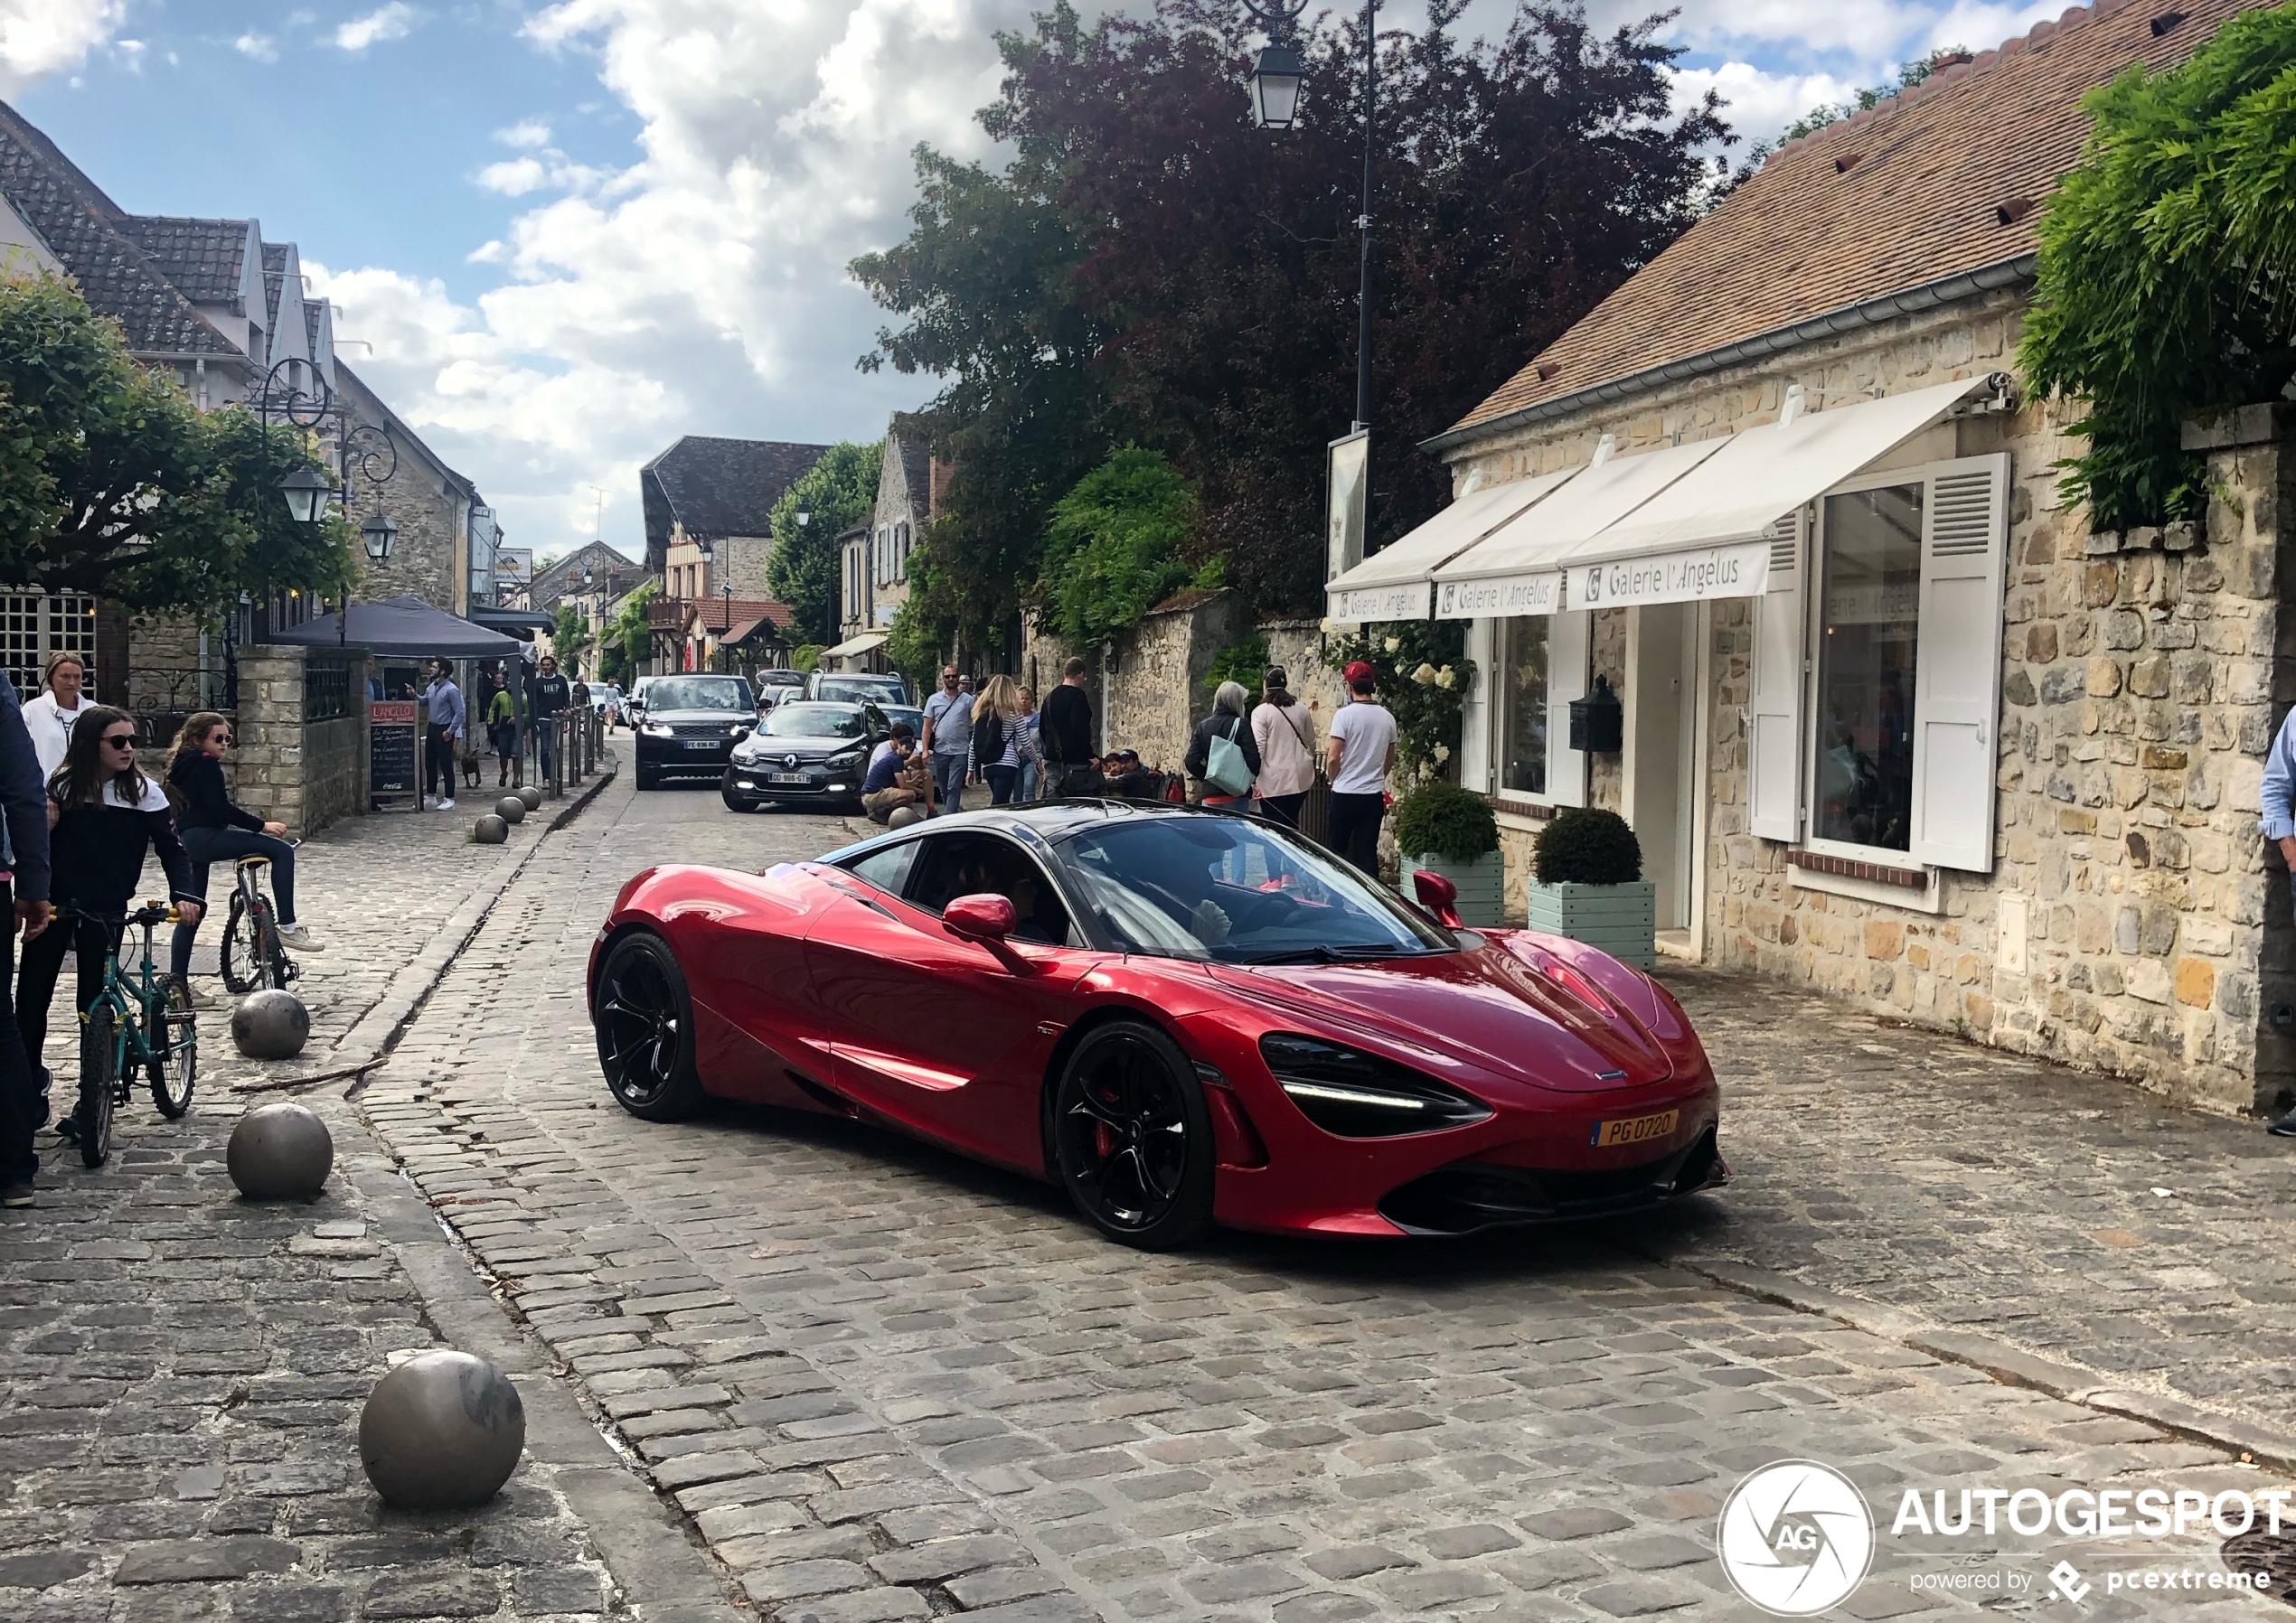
{"left": 232, "top": 643, "right": 371, "bottom": 839}
{"left": 1444, "top": 288, "right": 2294, "bottom": 1114}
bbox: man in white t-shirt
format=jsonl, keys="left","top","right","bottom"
{"left": 1324, "top": 660, "right": 1397, "bottom": 876}
{"left": 23, "top": 653, "right": 93, "bottom": 783}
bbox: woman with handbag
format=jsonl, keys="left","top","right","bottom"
{"left": 1185, "top": 681, "right": 1261, "bottom": 810}
{"left": 1249, "top": 666, "right": 1319, "bottom": 829}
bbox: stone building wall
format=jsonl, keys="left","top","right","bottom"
{"left": 231, "top": 643, "right": 370, "bottom": 839}
{"left": 1446, "top": 288, "right": 2291, "bottom": 1114}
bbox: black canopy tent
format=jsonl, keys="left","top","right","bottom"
{"left": 272, "top": 595, "right": 522, "bottom": 658}
{"left": 276, "top": 596, "right": 532, "bottom": 800}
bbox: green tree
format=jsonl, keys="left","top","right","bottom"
{"left": 0, "top": 272, "right": 357, "bottom": 617}
{"left": 854, "top": 0, "right": 1724, "bottom": 633}
{"left": 550, "top": 603, "right": 593, "bottom": 675}
{"left": 1041, "top": 447, "right": 1195, "bottom": 651}
{"left": 767, "top": 440, "right": 885, "bottom": 644}
{"left": 2020, "top": 5, "right": 2296, "bottom": 530}
{"left": 598, "top": 582, "right": 656, "bottom": 688}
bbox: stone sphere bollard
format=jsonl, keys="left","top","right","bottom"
{"left": 360, "top": 1350, "right": 525, "bottom": 1510}
{"left": 516, "top": 785, "right": 543, "bottom": 812}
{"left": 227, "top": 1101, "right": 334, "bottom": 1199}
{"left": 474, "top": 814, "right": 509, "bottom": 845}
{"left": 494, "top": 794, "right": 526, "bottom": 824}
{"left": 231, "top": 989, "right": 310, "bottom": 1061}
{"left": 887, "top": 805, "right": 924, "bottom": 830}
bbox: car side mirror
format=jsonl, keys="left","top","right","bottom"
{"left": 1412, "top": 868, "right": 1463, "bottom": 930}
{"left": 944, "top": 893, "right": 1017, "bottom": 943}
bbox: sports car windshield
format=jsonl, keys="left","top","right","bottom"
{"left": 1056, "top": 818, "right": 1453, "bottom": 962}
{"left": 760, "top": 704, "right": 867, "bottom": 739}
{"left": 645, "top": 677, "right": 753, "bottom": 712}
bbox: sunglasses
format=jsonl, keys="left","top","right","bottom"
{"left": 100, "top": 733, "right": 136, "bottom": 749}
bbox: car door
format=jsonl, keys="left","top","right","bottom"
{"left": 805, "top": 830, "right": 1098, "bottom": 1172}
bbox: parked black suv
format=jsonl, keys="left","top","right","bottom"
{"left": 634, "top": 674, "right": 757, "bottom": 790}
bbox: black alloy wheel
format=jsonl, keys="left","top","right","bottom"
{"left": 78, "top": 1006, "right": 118, "bottom": 1168}
{"left": 1050, "top": 1019, "right": 1214, "bottom": 1250}
{"left": 146, "top": 975, "right": 197, "bottom": 1118}
{"left": 593, "top": 933, "right": 705, "bottom": 1121}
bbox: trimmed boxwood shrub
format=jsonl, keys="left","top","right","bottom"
{"left": 1393, "top": 779, "right": 1500, "bottom": 864}
{"left": 1533, "top": 807, "right": 1642, "bottom": 886}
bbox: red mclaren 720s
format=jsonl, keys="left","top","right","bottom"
{"left": 588, "top": 800, "right": 1726, "bottom": 1249}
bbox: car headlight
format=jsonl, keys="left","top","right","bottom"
{"left": 731, "top": 723, "right": 750, "bottom": 739}
{"left": 1258, "top": 1034, "right": 1492, "bottom": 1138}
{"left": 824, "top": 746, "right": 863, "bottom": 768}
{"left": 641, "top": 722, "right": 672, "bottom": 737}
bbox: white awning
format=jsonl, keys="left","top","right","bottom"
{"left": 1554, "top": 376, "right": 1992, "bottom": 608}
{"left": 1432, "top": 437, "right": 1728, "bottom": 620}
{"left": 1323, "top": 470, "right": 1576, "bottom": 622}
{"left": 820, "top": 631, "right": 888, "bottom": 659}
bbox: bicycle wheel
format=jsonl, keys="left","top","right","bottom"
{"left": 221, "top": 891, "right": 261, "bottom": 994}
{"left": 146, "top": 975, "right": 196, "bottom": 1118}
{"left": 254, "top": 898, "right": 293, "bottom": 989}
{"left": 78, "top": 1006, "right": 118, "bottom": 1168}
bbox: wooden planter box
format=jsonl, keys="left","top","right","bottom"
{"left": 1527, "top": 879, "right": 1657, "bottom": 970}
{"left": 1401, "top": 850, "right": 1506, "bottom": 929}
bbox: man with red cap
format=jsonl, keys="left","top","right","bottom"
{"left": 1325, "top": 659, "right": 1397, "bottom": 875}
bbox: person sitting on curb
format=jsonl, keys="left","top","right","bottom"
{"left": 861, "top": 726, "right": 926, "bottom": 824}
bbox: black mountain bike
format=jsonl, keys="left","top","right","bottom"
{"left": 220, "top": 851, "right": 298, "bottom": 994}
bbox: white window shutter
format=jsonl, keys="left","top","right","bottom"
{"left": 1547, "top": 609, "right": 1591, "bottom": 808}
{"left": 1459, "top": 617, "right": 1495, "bottom": 792}
{"left": 1747, "top": 511, "right": 1805, "bottom": 843}
{"left": 1909, "top": 452, "right": 2010, "bottom": 872}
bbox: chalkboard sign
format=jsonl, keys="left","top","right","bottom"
{"left": 370, "top": 699, "right": 419, "bottom": 802}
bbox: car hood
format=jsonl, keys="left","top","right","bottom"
{"left": 739, "top": 735, "right": 869, "bottom": 758}
{"left": 646, "top": 709, "right": 752, "bottom": 725}
{"left": 1206, "top": 942, "right": 1673, "bottom": 1093}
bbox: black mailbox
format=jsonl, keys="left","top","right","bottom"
{"left": 1569, "top": 675, "right": 1623, "bottom": 755}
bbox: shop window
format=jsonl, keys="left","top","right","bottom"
{"left": 1812, "top": 483, "right": 1922, "bottom": 852}
{"left": 1500, "top": 616, "right": 1549, "bottom": 796}
{"left": 1752, "top": 452, "right": 2009, "bottom": 873}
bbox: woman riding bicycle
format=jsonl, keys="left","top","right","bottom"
{"left": 165, "top": 712, "right": 320, "bottom": 1003}
{"left": 19, "top": 707, "right": 201, "bottom": 1137}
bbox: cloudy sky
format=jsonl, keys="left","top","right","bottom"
{"left": 3, "top": 0, "right": 2061, "bottom": 562}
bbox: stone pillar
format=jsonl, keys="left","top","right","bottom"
{"left": 233, "top": 643, "right": 372, "bottom": 840}
{"left": 2185, "top": 405, "right": 2296, "bottom": 1112}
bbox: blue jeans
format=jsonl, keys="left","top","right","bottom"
{"left": 931, "top": 752, "right": 967, "bottom": 813}
{"left": 985, "top": 764, "right": 1019, "bottom": 806}
{"left": 534, "top": 718, "right": 556, "bottom": 779}
{"left": 1020, "top": 761, "right": 1040, "bottom": 802}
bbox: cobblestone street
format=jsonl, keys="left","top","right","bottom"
{"left": 339, "top": 755, "right": 2296, "bottom": 1620}
{"left": 9, "top": 750, "right": 2296, "bottom": 1619}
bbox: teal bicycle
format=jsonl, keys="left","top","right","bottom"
{"left": 67, "top": 900, "right": 198, "bottom": 1168}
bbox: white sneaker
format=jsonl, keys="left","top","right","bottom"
{"left": 276, "top": 923, "right": 324, "bottom": 953}
{"left": 438, "top": 798, "right": 456, "bottom": 812}
{"left": 183, "top": 981, "right": 221, "bottom": 1009}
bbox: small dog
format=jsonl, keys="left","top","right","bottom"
{"left": 460, "top": 748, "right": 485, "bottom": 790}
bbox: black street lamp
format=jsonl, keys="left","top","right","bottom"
{"left": 279, "top": 465, "right": 329, "bottom": 525}
{"left": 249, "top": 358, "right": 400, "bottom": 647}
{"left": 360, "top": 511, "right": 399, "bottom": 562}
{"left": 1241, "top": 0, "right": 1378, "bottom": 436}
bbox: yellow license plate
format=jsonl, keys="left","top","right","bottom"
{"left": 1590, "top": 1109, "right": 1678, "bottom": 1148}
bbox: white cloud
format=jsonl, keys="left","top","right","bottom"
{"left": 1671, "top": 61, "right": 1860, "bottom": 148}
{"left": 234, "top": 32, "right": 280, "bottom": 63}
{"left": 334, "top": 3, "right": 419, "bottom": 52}
{"left": 0, "top": 0, "right": 125, "bottom": 94}
{"left": 322, "top": 0, "right": 1022, "bottom": 554}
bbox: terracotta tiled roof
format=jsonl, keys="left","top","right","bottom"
{"left": 1445, "top": 0, "right": 2260, "bottom": 443}
{"left": 0, "top": 99, "right": 240, "bottom": 358}
{"left": 692, "top": 596, "right": 795, "bottom": 633}
{"left": 119, "top": 216, "right": 251, "bottom": 307}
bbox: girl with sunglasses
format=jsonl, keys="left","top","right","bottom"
{"left": 164, "top": 713, "right": 318, "bottom": 1001}
{"left": 19, "top": 708, "right": 201, "bottom": 1137}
